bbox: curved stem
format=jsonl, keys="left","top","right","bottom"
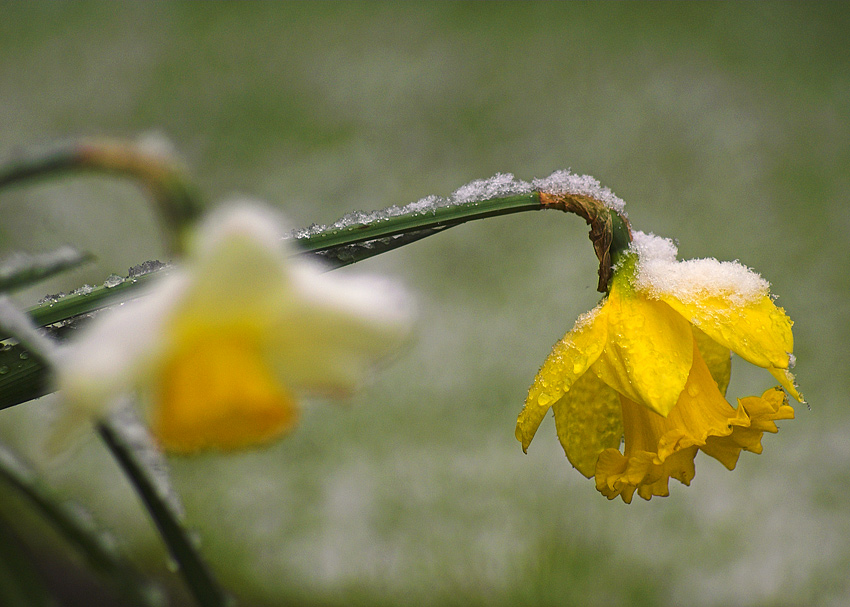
{"left": 297, "top": 193, "right": 543, "bottom": 251}
{"left": 0, "top": 139, "right": 203, "bottom": 255}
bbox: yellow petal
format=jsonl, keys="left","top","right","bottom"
{"left": 655, "top": 343, "right": 744, "bottom": 463}
{"left": 595, "top": 445, "right": 698, "bottom": 503}
{"left": 769, "top": 366, "right": 803, "bottom": 402}
{"left": 700, "top": 387, "right": 795, "bottom": 469}
{"left": 591, "top": 281, "right": 693, "bottom": 417}
{"left": 692, "top": 326, "right": 731, "bottom": 396}
{"left": 152, "top": 332, "right": 298, "bottom": 454}
{"left": 552, "top": 371, "right": 622, "bottom": 478}
{"left": 660, "top": 293, "right": 794, "bottom": 373}
{"left": 516, "top": 307, "right": 608, "bottom": 452}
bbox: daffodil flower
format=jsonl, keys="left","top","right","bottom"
{"left": 516, "top": 231, "right": 799, "bottom": 503}
{"left": 55, "top": 203, "right": 412, "bottom": 454}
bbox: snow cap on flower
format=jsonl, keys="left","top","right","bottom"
{"left": 53, "top": 201, "right": 413, "bottom": 454}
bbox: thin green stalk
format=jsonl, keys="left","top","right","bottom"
{"left": 0, "top": 139, "right": 203, "bottom": 254}
{"left": 0, "top": 247, "right": 92, "bottom": 293}
{"left": 297, "top": 192, "right": 542, "bottom": 251}
{"left": 97, "top": 420, "right": 231, "bottom": 607}
{"left": 21, "top": 189, "right": 604, "bottom": 329}
{"left": 26, "top": 268, "right": 162, "bottom": 329}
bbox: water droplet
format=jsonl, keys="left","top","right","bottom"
{"left": 537, "top": 393, "right": 553, "bottom": 406}
{"left": 0, "top": 366, "right": 8, "bottom": 374}
{"left": 103, "top": 274, "right": 125, "bottom": 288}
{"left": 18, "top": 352, "right": 28, "bottom": 360}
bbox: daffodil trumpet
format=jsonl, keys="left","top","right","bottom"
{"left": 516, "top": 231, "right": 800, "bottom": 503}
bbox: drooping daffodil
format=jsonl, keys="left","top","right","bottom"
{"left": 55, "top": 202, "right": 413, "bottom": 454}
{"left": 516, "top": 231, "right": 799, "bottom": 503}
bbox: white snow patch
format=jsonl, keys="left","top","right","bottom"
{"left": 532, "top": 169, "right": 627, "bottom": 214}
{"left": 631, "top": 230, "right": 769, "bottom": 306}
{"left": 450, "top": 172, "right": 533, "bottom": 203}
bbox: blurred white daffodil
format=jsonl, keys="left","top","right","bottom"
{"left": 55, "top": 203, "right": 413, "bottom": 454}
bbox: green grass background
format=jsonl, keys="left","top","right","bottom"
{"left": 1, "top": 2, "right": 848, "bottom": 605}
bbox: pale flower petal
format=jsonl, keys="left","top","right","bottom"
{"left": 53, "top": 202, "right": 413, "bottom": 453}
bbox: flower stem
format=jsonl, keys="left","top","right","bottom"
{"left": 299, "top": 193, "right": 543, "bottom": 250}
{"left": 0, "top": 139, "right": 203, "bottom": 255}
{"left": 97, "top": 421, "right": 231, "bottom": 607}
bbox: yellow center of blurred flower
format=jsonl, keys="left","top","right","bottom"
{"left": 152, "top": 332, "right": 297, "bottom": 454}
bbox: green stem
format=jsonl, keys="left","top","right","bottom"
{"left": 26, "top": 269, "right": 161, "bottom": 329}
{"left": 97, "top": 421, "right": 230, "bottom": 607}
{"left": 0, "top": 139, "right": 203, "bottom": 254}
{"left": 297, "top": 192, "right": 542, "bottom": 251}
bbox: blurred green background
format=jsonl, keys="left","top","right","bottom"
{"left": 1, "top": 2, "right": 848, "bottom": 605}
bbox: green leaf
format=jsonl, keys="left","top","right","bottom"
{"left": 98, "top": 419, "right": 231, "bottom": 607}
{"left": 0, "top": 515, "right": 55, "bottom": 607}
{"left": 0, "top": 247, "right": 92, "bottom": 293}
{"left": 0, "top": 443, "right": 162, "bottom": 607}
{"left": 0, "top": 342, "right": 49, "bottom": 411}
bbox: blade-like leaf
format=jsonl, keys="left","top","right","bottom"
{"left": 0, "top": 247, "right": 92, "bottom": 293}
{"left": 0, "top": 443, "right": 162, "bottom": 607}
{"left": 98, "top": 419, "right": 230, "bottom": 607}
{"left": 0, "top": 515, "right": 54, "bottom": 607}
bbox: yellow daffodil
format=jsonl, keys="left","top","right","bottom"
{"left": 55, "top": 202, "right": 412, "bottom": 454}
{"left": 516, "top": 231, "right": 800, "bottom": 503}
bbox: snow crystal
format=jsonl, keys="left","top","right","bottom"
{"left": 38, "top": 292, "right": 66, "bottom": 305}
{"left": 450, "top": 172, "right": 533, "bottom": 203}
{"left": 71, "top": 284, "right": 94, "bottom": 296}
{"left": 631, "top": 230, "right": 769, "bottom": 306}
{"left": 294, "top": 170, "right": 626, "bottom": 240}
{"left": 128, "top": 260, "right": 167, "bottom": 278}
{"left": 532, "top": 170, "right": 627, "bottom": 215}
{"left": 630, "top": 230, "right": 679, "bottom": 264}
